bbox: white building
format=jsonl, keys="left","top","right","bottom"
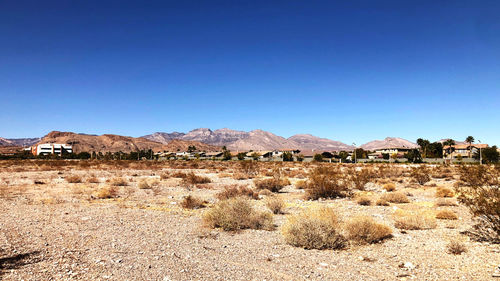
{"left": 32, "top": 143, "right": 73, "bottom": 156}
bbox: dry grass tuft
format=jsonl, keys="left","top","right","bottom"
{"left": 376, "top": 198, "right": 390, "bottom": 206}
{"left": 181, "top": 195, "right": 206, "bottom": 209}
{"left": 380, "top": 192, "right": 410, "bottom": 204}
{"left": 216, "top": 185, "right": 259, "bottom": 200}
{"left": 356, "top": 195, "right": 372, "bottom": 206}
{"left": 304, "top": 167, "right": 351, "bottom": 200}
{"left": 436, "top": 209, "right": 458, "bottom": 220}
{"left": 203, "top": 197, "right": 274, "bottom": 231}
{"left": 94, "top": 186, "right": 119, "bottom": 199}
{"left": 344, "top": 216, "right": 392, "bottom": 244}
{"left": 138, "top": 179, "right": 151, "bottom": 189}
{"left": 435, "top": 198, "right": 458, "bottom": 207}
{"left": 265, "top": 196, "right": 285, "bottom": 214}
{"left": 66, "top": 175, "right": 82, "bottom": 183}
{"left": 394, "top": 210, "right": 437, "bottom": 230}
{"left": 435, "top": 187, "right": 454, "bottom": 198}
{"left": 383, "top": 183, "right": 396, "bottom": 192}
{"left": 182, "top": 172, "right": 211, "bottom": 185}
{"left": 110, "top": 177, "right": 128, "bottom": 186}
{"left": 294, "top": 179, "right": 307, "bottom": 189}
{"left": 86, "top": 176, "right": 100, "bottom": 183}
{"left": 447, "top": 239, "right": 467, "bottom": 255}
{"left": 281, "top": 207, "right": 346, "bottom": 250}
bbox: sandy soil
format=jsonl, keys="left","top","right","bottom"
{"left": 0, "top": 162, "right": 499, "bottom": 280}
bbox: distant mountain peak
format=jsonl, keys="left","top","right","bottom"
{"left": 360, "top": 137, "right": 418, "bottom": 150}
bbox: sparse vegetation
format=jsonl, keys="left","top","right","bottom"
{"left": 344, "top": 216, "right": 392, "bottom": 244}
{"left": 216, "top": 184, "right": 259, "bottom": 200}
{"left": 436, "top": 209, "right": 458, "bottom": 220}
{"left": 265, "top": 196, "right": 285, "bottom": 214}
{"left": 356, "top": 195, "right": 372, "bottom": 206}
{"left": 379, "top": 192, "right": 410, "bottom": 203}
{"left": 435, "top": 186, "right": 454, "bottom": 198}
{"left": 181, "top": 195, "right": 206, "bottom": 209}
{"left": 383, "top": 183, "right": 396, "bottom": 192}
{"left": 394, "top": 211, "right": 437, "bottom": 230}
{"left": 411, "top": 166, "right": 431, "bottom": 185}
{"left": 281, "top": 207, "right": 346, "bottom": 250}
{"left": 447, "top": 239, "right": 467, "bottom": 255}
{"left": 110, "top": 177, "right": 128, "bottom": 186}
{"left": 182, "top": 172, "right": 212, "bottom": 186}
{"left": 66, "top": 175, "right": 82, "bottom": 183}
{"left": 203, "top": 197, "right": 274, "bottom": 231}
{"left": 304, "top": 167, "right": 351, "bottom": 200}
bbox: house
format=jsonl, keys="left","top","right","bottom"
{"left": 374, "top": 147, "right": 413, "bottom": 156}
{"left": 31, "top": 143, "right": 73, "bottom": 156}
{"left": 443, "top": 144, "right": 488, "bottom": 159}
{"left": 204, "top": 152, "right": 224, "bottom": 158}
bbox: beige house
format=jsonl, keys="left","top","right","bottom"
{"left": 443, "top": 144, "right": 488, "bottom": 158}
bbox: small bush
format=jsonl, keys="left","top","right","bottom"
{"left": 138, "top": 180, "right": 151, "bottom": 189}
{"left": 86, "top": 176, "right": 100, "bottom": 183}
{"left": 394, "top": 211, "right": 437, "bottom": 230}
{"left": 447, "top": 239, "right": 467, "bottom": 255}
{"left": 411, "top": 166, "right": 431, "bottom": 185}
{"left": 94, "top": 186, "right": 119, "bottom": 199}
{"left": 383, "top": 183, "right": 396, "bottom": 192}
{"left": 356, "top": 196, "right": 372, "bottom": 206}
{"left": 203, "top": 197, "right": 274, "bottom": 231}
{"left": 181, "top": 195, "right": 206, "bottom": 209}
{"left": 110, "top": 177, "right": 128, "bottom": 186}
{"left": 349, "top": 168, "right": 375, "bottom": 190}
{"left": 160, "top": 173, "right": 170, "bottom": 180}
{"left": 436, "top": 209, "right": 458, "bottom": 220}
{"left": 216, "top": 185, "right": 259, "bottom": 200}
{"left": 305, "top": 167, "right": 351, "bottom": 200}
{"left": 435, "top": 187, "right": 454, "bottom": 198}
{"left": 380, "top": 192, "right": 410, "bottom": 203}
{"left": 294, "top": 180, "right": 307, "bottom": 189}
{"left": 281, "top": 207, "right": 346, "bottom": 250}
{"left": 344, "top": 216, "right": 392, "bottom": 244}
{"left": 66, "top": 175, "right": 82, "bottom": 183}
{"left": 435, "top": 198, "right": 458, "bottom": 207}
{"left": 376, "top": 198, "right": 390, "bottom": 206}
{"left": 265, "top": 196, "right": 285, "bottom": 214}
{"left": 183, "top": 172, "right": 211, "bottom": 185}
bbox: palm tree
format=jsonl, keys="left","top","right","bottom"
{"left": 443, "top": 139, "right": 456, "bottom": 159}
{"left": 465, "top": 136, "right": 474, "bottom": 158}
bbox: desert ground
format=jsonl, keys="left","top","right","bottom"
{"left": 0, "top": 160, "right": 499, "bottom": 280}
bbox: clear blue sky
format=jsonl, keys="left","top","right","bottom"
{"left": 1, "top": 0, "right": 499, "bottom": 145}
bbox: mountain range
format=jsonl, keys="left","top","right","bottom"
{"left": 141, "top": 128, "right": 355, "bottom": 151}
{"left": 1, "top": 128, "right": 449, "bottom": 153}
{"left": 360, "top": 137, "right": 419, "bottom": 150}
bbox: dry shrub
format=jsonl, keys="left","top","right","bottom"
{"left": 265, "top": 196, "right": 285, "bottom": 214}
{"left": 239, "top": 161, "right": 259, "bottom": 178}
{"left": 435, "top": 198, "right": 458, "bottom": 207}
{"left": 456, "top": 173, "right": 500, "bottom": 243}
{"left": 383, "top": 183, "right": 396, "bottom": 192}
{"left": 356, "top": 195, "right": 372, "bottom": 206}
{"left": 216, "top": 184, "right": 259, "bottom": 200}
{"left": 376, "top": 198, "right": 390, "bottom": 206}
{"left": 253, "top": 169, "right": 289, "bottom": 192}
{"left": 218, "top": 173, "right": 232, "bottom": 178}
{"left": 459, "top": 165, "right": 492, "bottom": 187}
{"left": 259, "top": 189, "right": 272, "bottom": 196}
{"left": 436, "top": 209, "right": 458, "bottom": 220}
{"left": 344, "top": 216, "right": 392, "bottom": 244}
{"left": 171, "top": 171, "right": 188, "bottom": 178}
{"left": 349, "top": 168, "right": 375, "bottom": 190}
{"left": 160, "top": 172, "right": 172, "bottom": 180}
{"left": 86, "top": 176, "right": 100, "bottom": 183}
{"left": 394, "top": 211, "right": 437, "bottom": 230}
{"left": 435, "top": 186, "right": 454, "bottom": 198}
{"left": 66, "top": 175, "right": 82, "bottom": 183}
{"left": 410, "top": 166, "right": 431, "bottom": 185}
{"left": 305, "top": 167, "right": 351, "bottom": 200}
{"left": 203, "top": 197, "right": 274, "bottom": 231}
{"left": 380, "top": 192, "right": 410, "bottom": 203}
{"left": 182, "top": 172, "right": 211, "bottom": 185}
{"left": 181, "top": 195, "right": 206, "bottom": 209}
{"left": 294, "top": 180, "right": 307, "bottom": 189}
{"left": 110, "top": 177, "right": 128, "bottom": 186}
{"left": 94, "top": 186, "right": 119, "bottom": 199}
{"left": 138, "top": 179, "right": 151, "bottom": 189}
{"left": 281, "top": 207, "right": 346, "bottom": 250}
{"left": 447, "top": 239, "right": 467, "bottom": 255}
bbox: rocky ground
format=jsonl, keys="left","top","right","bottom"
{"left": 0, "top": 162, "right": 499, "bottom": 280}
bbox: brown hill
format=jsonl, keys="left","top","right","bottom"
{"left": 37, "top": 131, "right": 219, "bottom": 153}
